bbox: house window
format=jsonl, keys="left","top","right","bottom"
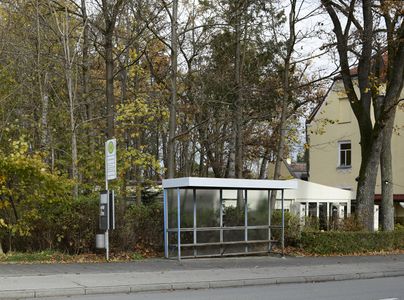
{"left": 338, "top": 141, "right": 351, "bottom": 167}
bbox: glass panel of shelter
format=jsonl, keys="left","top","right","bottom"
{"left": 165, "top": 187, "right": 283, "bottom": 259}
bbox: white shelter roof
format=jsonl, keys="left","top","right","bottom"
{"left": 162, "top": 177, "right": 297, "bottom": 190}
{"left": 284, "top": 179, "right": 353, "bottom": 202}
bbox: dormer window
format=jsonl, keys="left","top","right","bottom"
{"left": 338, "top": 141, "right": 351, "bottom": 168}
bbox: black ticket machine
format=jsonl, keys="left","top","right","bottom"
{"left": 100, "top": 190, "right": 115, "bottom": 230}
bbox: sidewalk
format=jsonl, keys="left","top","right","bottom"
{"left": 0, "top": 255, "right": 403, "bottom": 299}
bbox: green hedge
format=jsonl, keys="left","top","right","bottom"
{"left": 301, "top": 230, "right": 404, "bottom": 255}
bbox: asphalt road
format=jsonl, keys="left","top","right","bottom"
{"left": 44, "top": 276, "right": 404, "bottom": 300}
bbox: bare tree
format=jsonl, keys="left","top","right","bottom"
{"left": 50, "top": 3, "right": 86, "bottom": 198}
{"left": 167, "top": 0, "right": 178, "bottom": 178}
{"left": 321, "top": 0, "right": 404, "bottom": 230}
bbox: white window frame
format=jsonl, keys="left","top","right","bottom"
{"left": 338, "top": 141, "right": 352, "bottom": 168}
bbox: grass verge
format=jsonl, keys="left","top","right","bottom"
{"left": 0, "top": 250, "right": 145, "bottom": 264}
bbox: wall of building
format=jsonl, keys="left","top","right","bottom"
{"left": 307, "top": 79, "right": 404, "bottom": 219}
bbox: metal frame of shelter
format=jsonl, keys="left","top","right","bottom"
{"left": 162, "top": 177, "right": 297, "bottom": 260}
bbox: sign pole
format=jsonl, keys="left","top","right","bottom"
{"left": 105, "top": 178, "right": 109, "bottom": 261}
{"left": 104, "top": 138, "right": 116, "bottom": 261}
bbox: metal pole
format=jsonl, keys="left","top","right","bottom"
{"left": 163, "top": 189, "right": 168, "bottom": 258}
{"left": 105, "top": 179, "right": 109, "bottom": 261}
{"left": 305, "top": 202, "right": 309, "bottom": 217}
{"left": 268, "top": 190, "right": 271, "bottom": 253}
{"left": 177, "top": 188, "right": 181, "bottom": 261}
{"left": 244, "top": 189, "right": 248, "bottom": 254}
{"left": 281, "top": 189, "right": 285, "bottom": 257}
{"left": 327, "top": 201, "right": 330, "bottom": 230}
{"left": 193, "top": 189, "right": 197, "bottom": 257}
{"left": 219, "top": 189, "right": 223, "bottom": 256}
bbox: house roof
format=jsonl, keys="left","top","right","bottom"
{"left": 306, "top": 52, "right": 388, "bottom": 125}
{"left": 347, "top": 51, "right": 388, "bottom": 79}
{"left": 306, "top": 81, "right": 335, "bottom": 124}
{"left": 284, "top": 162, "right": 307, "bottom": 180}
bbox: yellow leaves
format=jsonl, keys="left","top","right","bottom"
{"left": 160, "top": 110, "right": 169, "bottom": 120}
{"left": 0, "top": 218, "right": 7, "bottom": 228}
{"left": 116, "top": 97, "right": 163, "bottom": 138}
{"left": 0, "top": 199, "right": 10, "bottom": 210}
{"left": 0, "top": 134, "right": 73, "bottom": 238}
{"left": 9, "top": 135, "right": 30, "bottom": 158}
{"left": 0, "top": 174, "right": 5, "bottom": 185}
{"left": 129, "top": 49, "right": 138, "bottom": 61}
{"left": 119, "top": 146, "right": 162, "bottom": 177}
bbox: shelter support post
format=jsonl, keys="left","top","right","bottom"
{"left": 219, "top": 190, "right": 223, "bottom": 256}
{"left": 177, "top": 188, "right": 181, "bottom": 261}
{"left": 164, "top": 189, "right": 168, "bottom": 258}
{"left": 268, "top": 190, "right": 271, "bottom": 252}
{"left": 326, "top": 202, "right": 330, "bottom": 230}
{"left": 281, "top": 189, "right": 285, "bottom": 257}
{"left": 193, "top": 189, "right": 197, "bottom": 257}
{"left": 305, "top": 202, "right": 309, "bottom": 217}
{"left": 244, "top": 189, "right": 248, "bottom": 254}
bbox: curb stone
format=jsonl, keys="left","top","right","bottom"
{"left": 1, "top": 270, "right": 404, "bottom": 299}
{"left": 0, "top": 291, "right": 35, "bottom": 300}
{"left": 130, "top": 283, "right": 172, "bottom": 293}
{"left": 35, "top": 288, "right": 85, "bottom": 298}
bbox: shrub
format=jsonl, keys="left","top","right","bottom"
{"left": 271, "top": 211, "right": 301, "bottom": 246}
{"left": 9, "top": 195, "right": 99, "bottom": 254}
{"left": 0, "top": 142, "right": 76, "bottom": 253}
{"left": 303, "top": 217, "right": 319, "bottom": 231}
{"left": 300, "top": 230, "right": 404, "bottom": 255}
{"left": 395, "top": 223, "right": 404, "bottom": 231}
{"left": 338, "top": 215, "right": 364, "bottom": 231}
{"left": 116, "top": 201, "right": 164, "bottom": 253}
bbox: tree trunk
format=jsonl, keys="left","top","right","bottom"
{"left": 380, "top": 113, "right": 395, "bottom": 231}
{"left": 273, "top": 74, "right": 289, "bottom": 182}
{"left": 36, "top": 1, "right": 49, "bottom": 153}
{"left": 40, "top": 73, "right": 49, "bottom": 151}
{"left": 66, "top": 52, "right": 78, "bottom": 200}
{"left": 55, "top": 5, "right": 79, "bottom": 199}
{"left": 228, "top": 1, "right": 243, "bottom": 181}
{"left": 167, "top": 0, "right": 178, "bottom": 178}
{"left": 234, "top": 0, "right": 244, "bottom": 180}
{"left": 227, "top": 126, "right": 237, "bottom": 178}
{"left": 259, "top": 148, "right": 270, "bottom": 179}
{"left": 81, "top": 0, "right": 93, "bottom": 154}
{"left": 271, "top": 0, "right": 296, "bottom": 209}
{"left": 356, "top": 133, "right": 383, "bottom": 231}
{"left": 105, "top": 29, "right": 115, "bottom": 139}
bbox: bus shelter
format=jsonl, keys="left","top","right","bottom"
{"left": 162, "top": 177, "right": 297, "bottom": 260}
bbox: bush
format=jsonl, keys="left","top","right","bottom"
{"left": 300, "top": 230, "right": 404, "bottom": 255}
{"left": 116, "top": 201, "right": 164, "bottom": 253}
{"left": 8, "top": 195, "right": 99, "bottom": 254}
{"left": 271, "top": 211, "right": 301, "bottom": 246}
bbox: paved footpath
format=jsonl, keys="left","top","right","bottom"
{"left": 0, "top": 255, "right": 403, "bottom": 299}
